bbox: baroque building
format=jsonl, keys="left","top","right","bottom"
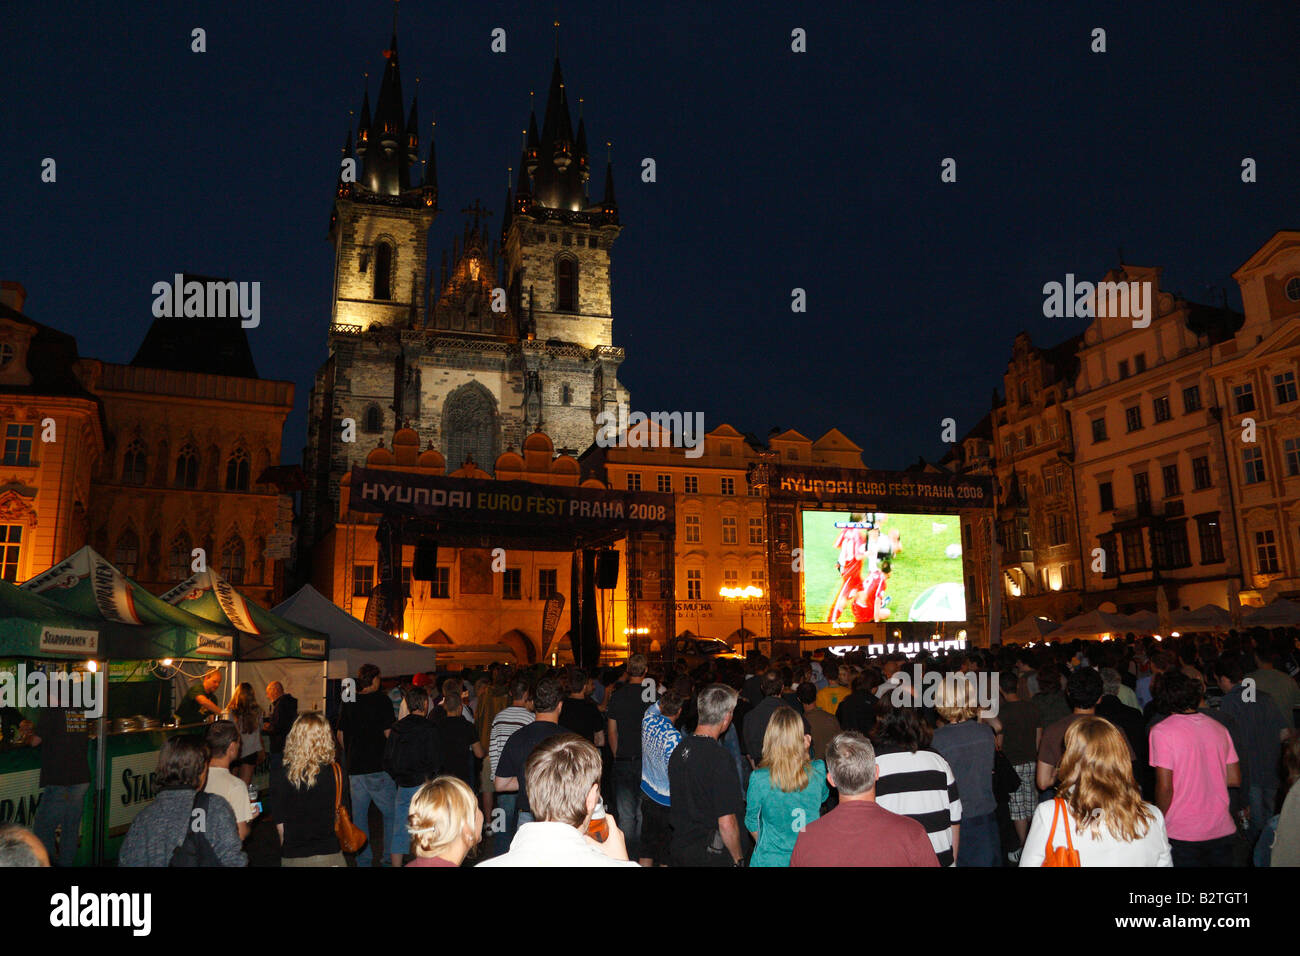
{"left": 302, "top": 30, "right": 628, "bottom": 556}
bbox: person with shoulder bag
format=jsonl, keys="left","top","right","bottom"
{"left": 271, "top": 713, "right": 349, "bottom": 866}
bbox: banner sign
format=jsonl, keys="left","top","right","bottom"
{"left": 298, "top": 638, "right": 327, "bottom": 659}
{"left": 752, "top": 463, "right": 993, "bottom": 510}
{"left": 39, "top": 628, "right": 99, "bottom": 655}
{"left": 349, "top": 468, "right": 676, "bottom": 533}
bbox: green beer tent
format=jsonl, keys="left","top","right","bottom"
{"left": 160, "top": 569, "right": 328, "bottom": 661}
{"left": 19, "top": 546, "right": 240, "bottom": 662}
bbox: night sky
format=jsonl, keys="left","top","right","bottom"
{"left": 6, "top": 1, "right": 1298, "bottom": 470}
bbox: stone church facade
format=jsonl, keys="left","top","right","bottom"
{"left": 302, "top": 30, "right": 629, "bottom": 551}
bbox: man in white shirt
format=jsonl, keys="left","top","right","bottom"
{"left": 204, "top": 721, "right": 257, "bottom": 840}
{"left": 479, "top": 734, "right": 638, "bottom": 867}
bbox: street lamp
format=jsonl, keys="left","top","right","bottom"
{"left": 719, "top": 585, "right": 763, "bottom": 656}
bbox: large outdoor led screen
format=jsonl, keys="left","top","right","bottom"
{"left": 801, "top": 510, "right": 967, "bottom": 624}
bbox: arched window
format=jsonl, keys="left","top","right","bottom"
{"left": 220, "top": 535, "right": 245, "bottom": 585}
{"left": 175, "top": 444, "right": 199, "bottom": 488}
{"left": 364, "top": 405, "right": 383, "bottom": 434}
{"left": 442, "top": 383, "right": 499, "bottom": 477}
{"left": 114, "top": 529, "right": 140, "bottom": 577}
{"left": 122, "top": 440, "right": 147, "bottom": 485}
{"left": 556, "top": 257, "right": 577, "bottom": 312}
{"left": 373, "top": 241, "right": 393, "bottom": 300}
{"left": 561, "top": 384, "right": 572, "bottom": 406}
{"left": 225, "top": 448, "right": 250, "bottom": 491}
{"left": 168, "top": 532, "right": 193, "bottom": 582}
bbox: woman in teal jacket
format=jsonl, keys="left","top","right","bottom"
{"left": 745, "top": 706, "right": 829, "bottom": 866}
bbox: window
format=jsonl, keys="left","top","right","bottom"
{"left": 684, "top": 475, "right": 699, "bottom": 494}
{"left": 751, "top": 569, "right": 765, "bottom": 589}
{"left": 1153, "top": 396, "right": 1171, "bottom": 422}
{"left": 1091, "top": 417, "right": 1108, "bottom": 443}
{"left": 747, "top": 482, "right": 761, "bottom": 497}
{"left": 1048, "top": 514, "right": 1067, "bottom": 546}
{"left": 175, "top": 445, "right": 199, "bottom": 488}
{"left": 1233, "top": 382, "right": 1256, "bottom": 415}
{"left": 1060, "top": 562, "right": 1076, "bottom": 589}
{"left": 562, "top": 232, "right": 572, "bottom": 246}
{"left": 1256, "top": 530, "right": 1280, "bottom": 575}
{"left": 1134, "top": 354, "right": 1147, "bottom": 374}
{"left": 364, "top": 406, "right": 383, "bottom": 433}
{"left": 686, "top": 569, "right": 701, "bottom": 600}
{"left": 1192, "top": 456, "right": 1212, "bottom": 490}
{"left": 723, "top": 569, "right": 739, "bottom": 587}
{"left": 720, "top": 443, "right": 735, "bottom": 456}
{"left": 430, "top": 567, "right": 451, "bottom": 599}
{"left": 556, "top": 257, "right": 578, "bottom": 312}
{"left": 589, "top": 237, "right": 599, "bottom": 250}
{"left": 1161, "top": 464, "right": 1180, "bottom": 498}
{"left": 1121, "top": 529, "right": 1146, "bottom": 571}
{"left": 722, "top": 516, "right": 738, "bottom": 544}
{"left": 502, "top": 568, "right": 521, "bottom": 600}
{"left": 168, "top": 533, "right": 193, "bottom": 582}
{"left": 549, "top": 233, "right": 558, "bottom": 244}
{"left": 353, "top": 564, "right": 374, "bottom": 597}
{"left": 1016, "top": 517, "right": 1031, "bottom": 552}
{"left": 749, "top": 516, "right": 764, "bottom": 545}
{"left": 1002, "top": 440, "right": 1013, "bottom": 458}
{"left": 1125, "top": 405, "right": 1143, "bottom": 433}
{"left": 1098, "top": 534, "right": 1117, "bottom": 577}
{"left": 1134, "top": 472, "right": 1150, "bottom": 506}
{"left": 538, "top": 568, "right": 558, "bottom": 599}
{"left": 561, "top": 384, "right": 572, "bottom": 406}
{"left": 1, "top": 424, "right": 33, "bottom": 468}
{"left": 720, "top": 477, "right": 735, "bottom": 495}
{"left": 121, "top": 439, "right": 147, "bottom": 484}
{"left": 1274, "top": 371, "right": 1298, "bottom": 405}
{"left": 626, "top": 472, "right": 641, "bottom": 491}
{"left": 220, "top": 536, "right": 245, "bottom": 585}
{"left": 657, "top": 474, "right": 672, "bottom": 494}
{"left": 373, "top": 242, "right": 393, "bottom": 300}
{"left": 1285, "top": 438, "right": 1300, "bottom": 477}
{"left": 1197, "top": 515, "right": 1224, "bottom": 564}
{"left": 225, "top": 448, "right": 250, "bottom": 491}
{"left": 0, "top": 525, "right": 21, "bottom": 581}
{"left": 684, "top": 514, "right": 701, "bottom": 543}
{"left": 401, "top": 567, "right": 412, "bottom": 598}
{"left": 1099, "top": 481, "right": 1114, "bottom": 512}
{"left": 1182, "top": 385, "right": 1202, "bottom": 413}
{"left": 1118, "top": 359, "right": 1130, "bottom": 380}
{"left": 1158, "top": 522, "right": 1191, "bottom": 569}
{"left": 0, "top": 344, "right": 13, "bottom": 370}
{"left": 114, "top": 530, "right": 140, "bottom": 577}
{"left": 1287, "top": 276, "right": 1300, "bottom": 301}
{"left": 1243, "top": 447, "right": 1266, "bottom": 484}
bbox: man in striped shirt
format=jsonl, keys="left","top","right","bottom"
{"left": 487, "top": 675, "right": 534, "bottom": 852}
{"left": 871, "top": 699, "right": 962, "bottom": 866}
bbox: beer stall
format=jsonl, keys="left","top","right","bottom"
{"left": 0, "top": 548, "right": 326, "bottom": 864}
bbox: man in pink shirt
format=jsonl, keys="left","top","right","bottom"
{"left": 1149, "top": 670, "right": 1241, "bottom": 867}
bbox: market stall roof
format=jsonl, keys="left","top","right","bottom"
{"left": 0, "top": 579, "right": 127, "bottom": 659}
{"left": 1242, "top": 598, "right": 1300, "bottom": 628}
{"left": 1171, "top": 604, "right": 1233, "bottom": 632}
{"left": 272, "top": 584, "right": 436, "bottom": 679}
{"left": 161, "top": 569, "right": 327, "bottom": 661}
{"left": 1001, "top": 616, "right": 1059, "bottom": 644}
{"left": 1048, "top": 609, "right": 1134, "bottom": 640}
{"left": 20, "top": 547, "right": 239, "bottom": 661}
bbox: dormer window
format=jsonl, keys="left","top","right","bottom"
{"left": 1286, "top": 276, "right": 1300, "bottom": 301}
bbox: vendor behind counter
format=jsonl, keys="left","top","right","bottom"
{"left": 175, "top": 669, "right": 224, "bottom": 725}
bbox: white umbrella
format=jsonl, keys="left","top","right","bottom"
{"left": 1242, "top": 599, "right": 1300, "bottom": 628}
{"left": 1170, "top": 604, "right": 1233, "bottom": 632}
{"left": 1002, "top": 616, "right": 1059, "bottom": 644}
{"left": 1122, "top": 611, "right": 1161, "bottom": 635}
{"left": 1048, "top": 609, "right": 1133, "bottom": 640}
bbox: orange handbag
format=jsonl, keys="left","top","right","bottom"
{"left": 332, "top": 762, "right": 368, "bottom": 854}
{"left": 1041, "top": 797, "right": 1081, "bottom": 867}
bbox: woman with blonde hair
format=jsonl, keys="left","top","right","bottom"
{"left": 404, "top": 776, "right": 484, "bottom": 867}
{"left": 932, "top": 672, "right": 999, "bottom": 866}
{"left": 270, "top": 712, "right": 344, "bottom": 867}
{"left": 226, "top": 682, "right": 263, "bottom": 785}
{"left": 744, "top": 706, "right": 829, "bottom": 866}
{"left": 1020, "top": 716, "right": 1172, "bottom": 866}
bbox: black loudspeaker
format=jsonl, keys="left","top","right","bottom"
{"left": 413, "top": 538, "right": 439, "bottom": 581}
{"left": 596, "top": 549, "right": 620, "bottom": 589}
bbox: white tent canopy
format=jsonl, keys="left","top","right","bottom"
{"left": 1001, "top": 616, "right": 1059, "bottom": 644}
{"left": 1242, "top": 598, "right": 1300, "bottom": 628}
{"left": 1171, "top": 604, "right": 1233, "bottom": 632}
{"left": 1049, "top": 609, "right": 1133, "bottom": 640}
{"left": 273, "top": 585, "right": 438, "bottom": 679}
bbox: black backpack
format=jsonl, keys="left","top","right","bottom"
{"left": 169, "top": 791, "right": 223, "bottom": 867}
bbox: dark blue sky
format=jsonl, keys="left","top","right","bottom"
{"left": 5, "top": 1, "right": 1298, "bottom": 469}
